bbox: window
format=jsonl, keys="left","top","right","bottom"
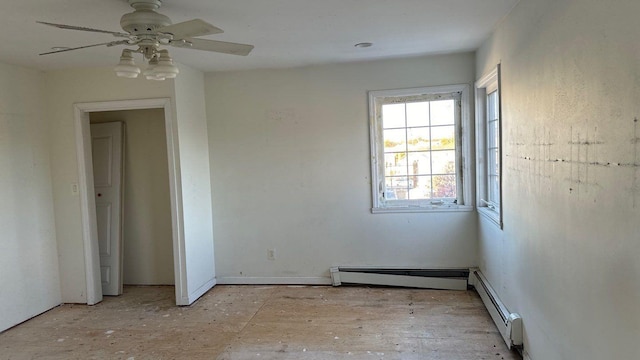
{"left": 369, "top": 85, "right": 472, "bottom": 213}
{"left": 476, "top": 65, "right": 502, "bottom": 226}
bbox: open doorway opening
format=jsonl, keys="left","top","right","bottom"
{"left": 74, "top": 98, "right": 191, "bottom": 306}
{"left": 90, "top": 109, "right": 175, "bottom": 294}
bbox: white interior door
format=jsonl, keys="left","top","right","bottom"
{"left": 90, "top": 122, "right": 124, "bottom": 296}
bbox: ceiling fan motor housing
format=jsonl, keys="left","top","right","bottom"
{"left": 120, "top": 0, "right": 171, "bottom": 36}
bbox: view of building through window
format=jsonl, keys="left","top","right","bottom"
{"left": 381, "top": 99, "right": 457, "bottom": 201}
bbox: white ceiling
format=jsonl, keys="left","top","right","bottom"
{"left": 0, "top": 0, "right": 519, "bottom": 72}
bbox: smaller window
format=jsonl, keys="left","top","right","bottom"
{"left": 369, "top": 85, "right": 472, "bottom": 213}
{"left": 475, "top": 65, "right": 502, "bottom": 227}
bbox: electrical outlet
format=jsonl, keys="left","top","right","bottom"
{"left": 267, "top": 248, "right": 276, "bottom": 261}
{"left": 71, "top": 183, "right": 79, "bottom": 195}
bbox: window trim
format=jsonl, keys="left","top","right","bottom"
{"left": 368, "top": 84, "right": 473, "bottom": 213}
{"left": 475, "top": 65, "right": 503, "bottom": 227}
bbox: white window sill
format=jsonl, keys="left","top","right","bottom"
{"left": 478, "top": 207, "right": 502, "bottom": 228}
{"left": 372, "top": 205, "right": 474, "bottom": 214}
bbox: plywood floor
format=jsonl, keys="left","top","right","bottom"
{"left": 0, "top": 285, "right": 521, "bottom": 360}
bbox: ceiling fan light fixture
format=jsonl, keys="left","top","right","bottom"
{"left": 114, "top": 49, "right": 141, "bottom": 78}
{"left": 38, "top": 0, "right": 254, "bottom": 80}
{"left": 152, "top": 50, "right": 179, "bottom": 79}
{"left": 147, "top": 74, "right": 166, "bottom": 80}
{"left": 143, "top": 54, "right": 165, "bottom": 80}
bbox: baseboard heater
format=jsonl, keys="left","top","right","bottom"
{"left": 330, "top": 267, "right": 469, "bottom": 291}
{"left": 468, "top": 268, "right": 523, "bottom": 349}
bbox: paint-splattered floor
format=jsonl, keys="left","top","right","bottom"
{"left": 0, "top": 285, "right": 521, "bottom": 359}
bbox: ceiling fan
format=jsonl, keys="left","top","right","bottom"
{"left": 38, "top": 0, "right": 254, "bottom": 80}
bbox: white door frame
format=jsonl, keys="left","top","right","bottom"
{"left": 74, "top": 98, "right": 184, "bottom": 305}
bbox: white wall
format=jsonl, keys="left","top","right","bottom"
{"left": 44, "top": 68, "right": 174, "bottom": 302}
{"left": 172, "top": 64, "right": 216, "bottom": 303}
{"left": 90, "top": 109, "right": 174, "bottom": 285}
{"left": 0, "top": 63, "right": 61, "bottom": 331}
{"left": 476, "top": 1, "right": 640, "bottom": 359}
{"left": 205, "top": 53, "right": 478, "bottom": 283}
{"left": 45, "top": 64, "right": 215, "bottom": 304}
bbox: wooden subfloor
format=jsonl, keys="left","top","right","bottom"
{"left": 0, "top": 285, "right": 521, "bottom": 360}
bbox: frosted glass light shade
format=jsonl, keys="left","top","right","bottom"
{"left": 114, "top": 50, "right": 140, "bottom": 78}
{"left": 143, "top": 55, "right": 165, "bottom": 80}
{"left": 153, "top": 50, "right": 179, "bottom": 79}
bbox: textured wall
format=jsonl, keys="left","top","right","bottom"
{"left": 0, "top": 63, "right": 61, "bottom": 331}
{"left": 172, "top": 64, "right": 216, "bottom": 303}
{"left": 45, "top": 68, "right": 173, "bottom": 302}
{"left": 476, "top": 0, "right": 640, "bottom": 359}
{"left": 205, "top": 53, "right": 479, "bottom": 283}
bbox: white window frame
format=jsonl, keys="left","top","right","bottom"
{"left": 368, "top": 84, "right": 473, "bottom": 213}
{"left": 475, "top": 65, "right": 503, "bottom": 227}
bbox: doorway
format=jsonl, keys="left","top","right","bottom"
{"left": 74, "top": 98, "right": 187, "bottom": 306}
{"left": 90, "top": 109, "right": 175, "bottom": 293}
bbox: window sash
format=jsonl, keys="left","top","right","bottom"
{"left": 370, "top": 86, "right": 471, "bottom": 212}
{"left": 486, "top": 89, "right": 500, "bottom": 207}
{"left": 475, "top": 64, "right": 502, "bottom": 227}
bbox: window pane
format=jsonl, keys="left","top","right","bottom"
{"left": 487, "top": 91, "right": 497, "bottom": 120}
{"left": 430, "top": 100, "right": 455, "bottom": 126}
{"left": 487, "top": 123, "right": 495, "bottom": 149}
{"left": 407, "top": 128, "right": 430, "bottom": 151}
{"left": 431, "top": 151, "right": 456, "bottom": 174}
{"left": 407, "top": 152, "right": 431, "bottom": 176}
{"left": 488, "top": 120, "right": 499, "bottom": 148}
{"left": 486, "top": 151, "right": 496, "bottom": 176}
{"left": 383, "top": 129, "right": 406, "bottom": 152}
{"left": 387, "top": 176, "right": 413, "bottom": 189}
{"left": 431, "top": 126, "right": 455, "bottom": 150}
{"left": 382, "top": 104, "right": 405, "bottom": 128}
{"left": 384, "top": 153, "right": 407, "bottom": 176}
{"left": 383, "top": 188, "right": 398, "bottom": 200}
{"left": 487, "top": 148, "right": 499, "bottom": 176}
{"left": 408, "top": 175, "right": 432, "bottom": 200}
{"left": 386, "top": 177, "right": 409, "bottom": 200}
{"left": 433, "top": 175, "right": 457, "bottom": 198}
{"left": 406, "top": 102, "right": 429, "bottom": 127}
{"left": 489, "top": 174, "right": 500, "bottom": 204}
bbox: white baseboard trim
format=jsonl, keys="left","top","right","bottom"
{"left": 216, "top": 277, "right": 332, "bottom": 285}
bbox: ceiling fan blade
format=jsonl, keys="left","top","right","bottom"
{"left": 172, "top": 38, "right": 254, "bottom": 56}
{"left": 37, "top": 21, "right": 130, "bottom": 38}
{"left": 39, "top": 40, "right": 129, "bottom": 55}
{"left": 157, "top": 19, "right": 223, "bottom": 40}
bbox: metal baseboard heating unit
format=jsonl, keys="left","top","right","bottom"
{"left": 330, "top": 267, "right": 469, "bottom": 291}
{"left": 469, "top": 268, "right": 523, "bottom": 349}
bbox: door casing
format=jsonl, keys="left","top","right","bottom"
{"left": 74, "top": 98, "right": 187, "bottom": 305}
